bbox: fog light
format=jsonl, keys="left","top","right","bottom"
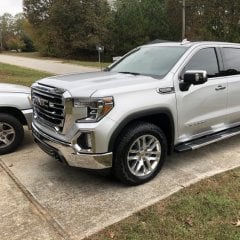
{"left": 77, "top": 132, "right": 93, "bottom": 150}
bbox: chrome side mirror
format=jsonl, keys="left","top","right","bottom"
{"left": 183, "top": 70, "right": 208, "bottom": 85}
{"left": 180, "top": 70, "right": 208, "bottom": 91}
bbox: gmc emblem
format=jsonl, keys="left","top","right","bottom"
{"left": 33, "top": 96, "right": 49, "bottom": 107}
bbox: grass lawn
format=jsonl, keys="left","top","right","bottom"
{"left": 3, "top": 51, "right": 42, "bottom": 59}
{"left": 4, "top": 51, "right": 111, "bottom": 69}
{"left": 0, "top": 62, "right": 51, "bottom": 87}
{"left": 61, "top": 59, "right": 111, "bottom": 69}
{"left": 87, "top": 168, "right": 240, "bottom": 240}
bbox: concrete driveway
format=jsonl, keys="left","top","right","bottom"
{"left": 0, "top": 54, "right": 98, "bottom": 75}
{"left": 1, "top": 130, "right": 240, "bottom": 240}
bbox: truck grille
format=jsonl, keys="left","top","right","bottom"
{"left": 32, "top": 84, "right": 65, "bottom": 131}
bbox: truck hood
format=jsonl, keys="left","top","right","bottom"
{"left": 36, "top": 72, "right": 161, "bottom": 97}
{"left": 0, "top": 83, "right": 30, "bottom": 94}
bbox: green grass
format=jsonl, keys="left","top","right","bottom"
{"left": 87, "top": 168, "right": 240, "bottom": 240}
{"left": 62, "top": 59, "right": 111, "bottom": 68}
{"left": 0, "top": 62, "right": 51, "bottom": 86}
{"left": 3, "top": 51, "right": 43, "bottom": 59}
{"left": 4, "top": 51, "right": 111, "bottom": 69}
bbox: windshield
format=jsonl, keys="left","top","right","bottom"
{"left": 109, "top": 46, "right": 188, "bottom": 78}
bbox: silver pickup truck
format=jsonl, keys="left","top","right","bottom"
{"left": 32, "top": 41, "right": 240, "bottom": 185}
{"left": 0, "top": 84, "right": 32, "bottom": 155}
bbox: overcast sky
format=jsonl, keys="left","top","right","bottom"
{"left": 0, "top": 0, "right": 23, "bottom": 16}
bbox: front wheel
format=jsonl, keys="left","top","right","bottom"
{"left": 0, "top": 114, "right": 24, "bottom": 155}
{"left": 113, "top": 122, "right": 167, "bottom": 185}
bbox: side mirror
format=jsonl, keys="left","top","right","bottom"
{"left": 184, "top": 70, "right": 208, "bottom": 85}
{"left": 180, "top": 70, "right": 208, "bottom": 91}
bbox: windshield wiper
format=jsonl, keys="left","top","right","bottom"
{"left": 119, "top": 71, "right": 140, "bottom": 76}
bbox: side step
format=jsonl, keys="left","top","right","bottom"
{"left": 175, "top": 125, "right": 240, "bottom": 152}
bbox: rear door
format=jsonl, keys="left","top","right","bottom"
{"left": 221, "top": 47, "right": 240, "bottom": 126}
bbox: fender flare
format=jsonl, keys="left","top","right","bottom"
{"left": 108, "top": 108, "right": 175, "bottom": 152}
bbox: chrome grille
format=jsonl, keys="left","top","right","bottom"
{"left": 32, "top": 84, "right": 65, "bottom": 131}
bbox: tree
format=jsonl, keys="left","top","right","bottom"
{"left": 6, "top": 36, "right": 25, "bottom": 51}
{"left": 196, "top": 0, "right": 240, "bottom": 42}
{"left": 111, "top": 0, "right": 148, "bottom": 54}
{"left": 166, "top": 0, "right": 240, "bottom": 42}
{"left": 23, "top": 0, "right": 240, "bottom": 58}
{"left": 0, "top": 13, "right": 34, "bottom": 52}
{"left": 23, "top": 0, "right": 111, "bottom": 57}
{"left": 111, "top": 0, "right": 170, "bottom": 55}
{"left": 0, "top": 13, "right": 14, "bottom": 49}
{"left": 165, "top": 0, "right": 182, "bottom": 41}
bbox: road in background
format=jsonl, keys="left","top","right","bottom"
{"left": 0, "top": 54, "right": 98, "bottom": 75}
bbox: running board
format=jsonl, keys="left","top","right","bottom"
{"left": 175, "top": 125, "right": 240, "bottom": 152}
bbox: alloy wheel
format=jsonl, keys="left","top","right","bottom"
{"left": 127, "top": 135, "right": 161, "bottom": 177}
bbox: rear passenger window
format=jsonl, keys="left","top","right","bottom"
{"left": 182, "top": 48, "right": 220, "bottom": 78}
{"left": 222, "top": 48, "right": 240, "bottom": 76}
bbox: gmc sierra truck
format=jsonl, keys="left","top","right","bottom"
{"left": 32, "top": 41, "right": 240, "bottom": 185}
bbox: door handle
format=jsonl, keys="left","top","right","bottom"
{"left": 215, "top": 86, "right": 226, "bottom": 91}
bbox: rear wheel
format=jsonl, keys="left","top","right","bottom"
{"left": 113, "top": 122, "right": 167, "bottom": 185}
{"left": 0, "top": 113, "right": 24, "bottom": 155}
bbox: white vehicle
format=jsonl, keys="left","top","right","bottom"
{"left": 32, "top": 41, "right": 240, "bottom": 185}
{"left": 0, "top": 84, "right": 32, "bottom": 155}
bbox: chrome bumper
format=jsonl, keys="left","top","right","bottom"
{"left": 32, "top": 124, "right": 112, "bottom": 170}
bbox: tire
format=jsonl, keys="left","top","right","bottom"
{"left": 0, "top": 113, "right": 24, "bottom": 155}
{"left": 113, "top": 121, "right": 167, "bottom": 185}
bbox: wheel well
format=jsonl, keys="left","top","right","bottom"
{"left": 109, "top": 112, "right": 175, "bottom": 155}
{"left": 0, "top": 107, "right": 27, "bottom": 125}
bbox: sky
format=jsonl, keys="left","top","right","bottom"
{"left": 0, "top": 0, "right": 23, "bottom": 16}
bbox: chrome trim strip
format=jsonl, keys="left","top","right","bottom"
{"left": 32, "top": 84, "right": 66, "bottom": 132}
{"left": 177, "top": 122, "right": 240, "bottom": 144}
{"left": 156, "top": 87, "right": 175, "bottom": 94}
{"left": 62, "top": 97, "right": 73, "bottom": 134}
{"left": 191, "top": 130, "right": 240, "bottom": 150}
{"left": 32, "top": 88, "right": 62, "bottom": 100}
{"left": 175, "top": 125, "right": 240, "bottom": 152}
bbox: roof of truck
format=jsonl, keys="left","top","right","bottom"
{"left": 146, "top": 40, "right": 240, "bottom": 48}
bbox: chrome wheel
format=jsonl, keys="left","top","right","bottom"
{"left": 127, "top": 135, "right": 161, "bottom": 177}
{"left": 0, "top": 122, "right": 16, "bottom": 149}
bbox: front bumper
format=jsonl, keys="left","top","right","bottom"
{"left": 32, "top": 124, "right": 112, "bottom": 170}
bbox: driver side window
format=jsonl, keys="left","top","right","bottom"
{"left": 182, "top": 48, "right": 220, "bottom": 79}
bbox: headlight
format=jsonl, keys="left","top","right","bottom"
{"left": 74, "top": 97, "right": 114, "bottom": 123}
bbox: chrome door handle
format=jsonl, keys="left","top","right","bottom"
{"left": 215, "top": 86, "right": 226, "bottom": 91}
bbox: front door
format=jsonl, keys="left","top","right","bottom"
{"left": 175, "top": 47, "right": 228, "bottom": 143}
